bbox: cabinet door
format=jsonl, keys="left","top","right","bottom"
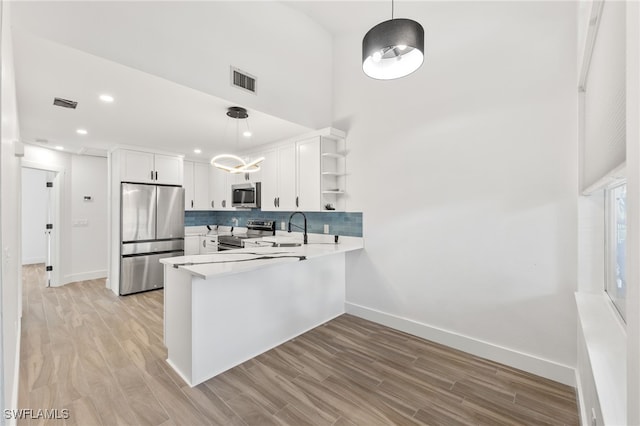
{"left": 260, "top": 149, "right": 278, "bottom": 211}
{"left": 248, "top": 152, "right": 264, "bottom": 184}
{"left": 154, "top": 154, "right": 183, "bottom": 185}
{"left": 193, "top": 162, "right": 210, "bottom": 210}
{"left": 296, "top": 136, "right": 321, "bottom": 211}
{"left": 184, "top": 235, "right": 200, "bottom": 256}
{"left": 121, "top": 150, "right": 155, "bottom": 183}
{"left": 277, "top": 145, "right": 297, "bottom": 210}
{"left": 210, "top": 166, "right": 231, "bottom": 210}
{"left": 183, "top": 161, "right": 195, "bottom": 210}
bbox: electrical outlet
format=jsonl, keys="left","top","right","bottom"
{"left": 324, "top": 224, "right": 329, "bottom": 234}
{"left": 281, "top": 221, "right": 286, "bottom": 231}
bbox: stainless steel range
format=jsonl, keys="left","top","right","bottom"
{"left": 217, "top": 219, "right": 276, "bottom": 251}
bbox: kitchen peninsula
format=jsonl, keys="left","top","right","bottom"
{"left": 160, "top": 238, "right": 363, "bottom": 387}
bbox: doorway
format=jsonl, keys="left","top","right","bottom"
{"left": 21, "top": 165, "right": 62, "bottom": 287}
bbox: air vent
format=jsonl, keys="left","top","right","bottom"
{"left": 231, "top": 66, "right": 257, "bottom": 94}
{"left": 53, "top": 97, "right": 78, "bottom": 109}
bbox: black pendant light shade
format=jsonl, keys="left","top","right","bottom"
{"left": 226, "top": 106, "right": 249, "bottom": 119}
{"left": 362, "top": 18, "right": 424, "bottom": 80}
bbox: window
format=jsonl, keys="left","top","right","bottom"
{"left": 605, "top": 182, "right": 626, "bottom": 320}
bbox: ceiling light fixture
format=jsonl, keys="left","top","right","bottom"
{"left": 211, "top": 106, "right": 264, "bottom": 174}
{"left": 76, "top": 129, "right": 88, "bottom": 135}
{"left": 55, "top": 146, "right": 64, "bottom": 151}
{"left": 99, "top": 94, "right": 114, "bottom": 103}
{"left": 194, "top": 148, "right": 202, "bottom": 154}
{"left": 362, "top": 0, "right": 425, "bottom": 80}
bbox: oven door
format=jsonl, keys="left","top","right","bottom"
{"left": 217, "top": 243, "right": 241, "bottom": 251}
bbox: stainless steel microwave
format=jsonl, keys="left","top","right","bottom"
{"left": 231, "top": 182, "right": 261, "bottom": 208}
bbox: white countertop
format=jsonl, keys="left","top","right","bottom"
{"left": 160, "top": 237, "right": 364, "bottom": 280}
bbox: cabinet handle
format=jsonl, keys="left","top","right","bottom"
{"left": 222, "top": 200, "right": 226, "bottom": 208}
{"left": 150, "top": 170, "right": 154, "bottom": 180}
{"left": 211, "top": 201, "right": 214, "bottom": 208}
{"left": 274, "top": 197, "right": 277, "bottom": 207}
{"left": 155, "top": 171, "right": 158, "bottom": 180}
{"left": 202, "top": 240, "right": 206, "bottom": 248}
{"left": 191, "top": 200, "right": 194, "bottom": 208}
{"left": 277, "top": 197, "right": 280, "bottom": 207}
{"left": 296, "top": 196, "right": 299, "bottom": 207}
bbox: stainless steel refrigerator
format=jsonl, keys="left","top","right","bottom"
{"left": 120, "top": 183, "right": 184, "bottom": 295}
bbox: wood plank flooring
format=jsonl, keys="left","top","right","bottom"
{"left": 18, "top": 264, "right": 579, "bottom": 425}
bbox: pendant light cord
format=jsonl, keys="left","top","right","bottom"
{"left": 391, "top": 0, "right": 394, "bottom": 19}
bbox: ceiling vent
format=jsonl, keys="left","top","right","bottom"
{"left": 230, "top": 66, "right": 257, "bottom": 94}
{"left": 53, "top": 97, "right": 78, "bottom": 109}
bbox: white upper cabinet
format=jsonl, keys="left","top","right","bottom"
{"left": 261, "top": 145, "right": 296, "bottom": 211}
{"left": 184, "top": 161, "right": 195, "bottom": 209}
{"left": 278, "top": 145, "right": 297, "bottom": 210}
{"left": 255, "top": 128, "right": 346, "bottom": 212}
{"left": 296, "top": 136, "right": 321, "bottom": 211}
{"left": 193, "top": 163, "right": 211, "bottom": 209}
{"left": 209, "top": 166, "right": 233, "bottom": 210}
{"left": 184, "top": 161, "right": 211, "bottom": 210}
{"left": 260, "top": 149, "right": 279, "bottom": 210}
{"left": 154, "top": 154, "right": 184, "bottom": 185}
{"left": 232, "top": 153, "right": 264, "bottom": 184}
{"left": 119, "top": 149, "right": 183, "bottom": 185}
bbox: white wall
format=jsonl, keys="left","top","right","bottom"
{"left": 23, "top": 145, "right": 108, "bottom": 284}
{"left": 70, "top": 155, "right": 107, "bottom": 282}
{"left": 625, "top": 2, "right": 640, "bottom": 424}
{"left": 0, "top": 0, "right": 22, "bottom": 417}
{"left": 10, "top": 1, "right": 333, "bottom": 130}
{"left": 337, "top": 2, "right": 578, "bottom": 384}
{"left": 21, "top": 168, "right": 47, "bottom": 265}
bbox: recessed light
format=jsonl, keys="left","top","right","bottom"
{"left": 243, "top": 131, "right": 252, "bottom": 138}
{"left": 99, "top": 94, "right": 114, "bottom": 103}
{"left": 76, "top": 129, "right": 88, "bottom": 135}
{"left": 194, "top": 149, "right": 202, "bottom": 154}
{"left": 55, "top": 146, "right": 64, "bottom": 151}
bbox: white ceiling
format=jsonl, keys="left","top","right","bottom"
{"left": 11, "top": 1, "right": 341, "bottom": 160}
{"left": 10, "top": 0, "right": 426, "bottom": 160}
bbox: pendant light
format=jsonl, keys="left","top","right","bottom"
{"left": 362, "top": 0, "right": 424, "bottom": 80}
{"left": 211, "top": 107, "right": 264, "bottom": 174}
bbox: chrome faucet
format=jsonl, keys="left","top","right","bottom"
{"left": 288, "top": 212, "right": 308, "bottom": 244}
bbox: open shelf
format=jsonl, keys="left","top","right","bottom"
{"left": 321, "top": 152, "right": 346, "bottom": 159}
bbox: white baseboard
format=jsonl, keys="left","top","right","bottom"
{"left": 62, "top": 269, "right": 107, "bottom": 285}
{"left": 345, "top": 302, "right": 576, "bottom": 387}
{"left": 9, "top": 320, "right": 22, "bottom": 426}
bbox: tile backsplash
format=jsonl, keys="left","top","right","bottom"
{"left": 185, "top": 210, "right": 363, "bottom": 237}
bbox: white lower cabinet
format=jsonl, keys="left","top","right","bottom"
{"left": 184, "top": 235, "right": 200, "bottom": 256}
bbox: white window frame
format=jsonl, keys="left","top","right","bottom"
{"left": 605, "top": 180, "right": 627, "bottom": 322}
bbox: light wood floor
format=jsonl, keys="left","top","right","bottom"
{"left": 18, "top": 264, "right": 579, "bottom": 426}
